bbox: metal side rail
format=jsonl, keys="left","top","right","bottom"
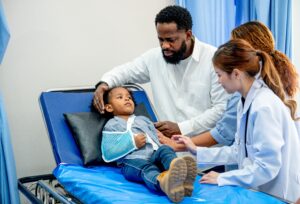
{"left": 18, "top": 174, "right": 81, "bottom": 204}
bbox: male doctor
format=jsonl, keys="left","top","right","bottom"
{"left": 93, "top": 5, "right": 228, "bottom": 137}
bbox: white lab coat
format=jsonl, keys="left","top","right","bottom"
{"left": 101, "top": 38, "right": 228, "bottom": 136}
{"left": 197, "top": 79, "right": 300, "bottom": 202}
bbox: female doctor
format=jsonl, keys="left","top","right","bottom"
{"left": 173, "top": 39, "right": 300, "bottom": 202}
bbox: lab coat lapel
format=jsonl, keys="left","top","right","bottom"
{"left": 237, "top": 79, "right": 265, "bottom": 163}
{"left": 242, "top": 79, "right": 264, "bottom": 114}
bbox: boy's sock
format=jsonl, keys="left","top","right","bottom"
{"left": 182, "top": 156, "right": 197, "bottom": 196}
{"left": 157, "top": 157, "right": 187, "bottom": 203}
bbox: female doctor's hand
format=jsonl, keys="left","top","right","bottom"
{"left": 171, "top": 135, "right": 197, "bottom": 155}
{"left": 200, "top": 171, "right": 219, "bottom": 184}
{"left": 157, "top": 130, "right": 186, "bottom": 151}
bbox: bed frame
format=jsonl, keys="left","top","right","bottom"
{"left": 18, "top": 84, "right": 290, "bottom": 204}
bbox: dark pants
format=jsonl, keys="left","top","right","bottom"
{"left": 120, "top": 145, "right": 177, "bottom": 192}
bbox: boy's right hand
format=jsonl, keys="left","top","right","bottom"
{"left": 134, "top": 133, "right": 146, "bottom": 149}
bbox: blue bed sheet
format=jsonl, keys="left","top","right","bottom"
{"left": 53, "top": 164, "right": 285, "bottom": 204}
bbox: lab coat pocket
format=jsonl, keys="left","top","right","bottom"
{"left": 242, "top": 158, "right": 252, "bottom": 168}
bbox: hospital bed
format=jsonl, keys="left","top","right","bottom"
{"left": 18, "top": 84, "right": 290, "bottom": 203}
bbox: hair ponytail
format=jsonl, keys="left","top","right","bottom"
{"left": 213, "top": 39, "right": 299, "bottom": 120}
{"left": 231, "top": 21, "right": 299, "bottom": 98}
{"left": 270, "top": 50, "right": 299, "bottom": 97}
{"left": 257, "top": 51, "right": 299, "bottom": 120}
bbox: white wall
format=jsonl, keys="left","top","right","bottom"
{"left": 0, "top": 0, "right": 174, "bottom": 178}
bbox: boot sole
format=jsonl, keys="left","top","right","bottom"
{"left": 182, "top": 156, "right": 197, "bottom": 196}
{"left": 167, "top": 158, "right": 187, "bottom": 203}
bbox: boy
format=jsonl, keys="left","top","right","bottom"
{"left": 101, "top": 86, "right": 197, "bottom": 203}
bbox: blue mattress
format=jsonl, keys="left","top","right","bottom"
{"left": 54, "top": 164, "right": 286, "bottom": 204}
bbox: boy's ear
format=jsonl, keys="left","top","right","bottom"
{"left": 105, "top": 104, "right": 114, "bottom": 113}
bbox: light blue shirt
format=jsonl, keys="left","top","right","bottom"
{"left": 103, "top": 115, "right": 161, "bottom": 162}
{"left": 210, "top": 92, "right": 240, "bottom": 145}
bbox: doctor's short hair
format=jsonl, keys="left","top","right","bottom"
{"left": 155, "top": 5, "right": 193, "bottom": 31}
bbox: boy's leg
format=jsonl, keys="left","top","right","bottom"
{"left": 121, "top": 159, "right": 161, "bottom": 192}
{"left": 151, "top": 145, "right": 177, "bottom": 170}
{"left": 181, "top": 156, "right": 197, "bottom": 196}
{"left": 151, "top": 145, "right": 187, "bottom": 202}
{"left": 152, "top": 145, "right": 197, "bottom": 197}
{"left": 156, "top": 157, "right": 187, "bottom": 203}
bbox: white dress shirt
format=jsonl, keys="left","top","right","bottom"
{"left": 101, "top": 37, "right": 228, "bottom": 136}
{"left": 197, "top": 79, "right": 300, "bottom": 202}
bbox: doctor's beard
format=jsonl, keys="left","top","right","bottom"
{"left": 162, "top": 41, "right": 187, "bottom": 64}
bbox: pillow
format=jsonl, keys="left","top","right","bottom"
{"left": 64, "top": 112, "right": 109, "bottom": 166}
{"left": 64, "top": 102, "right": 152, "bottom": 166}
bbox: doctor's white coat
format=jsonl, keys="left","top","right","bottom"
{"left": 197, "top": 79, "right": 300, "bottom": 202}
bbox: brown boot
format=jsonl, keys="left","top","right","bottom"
{"left": 157, "top": 158, "right": 187, "bottom": 203}
{"left": 182, "top": 156, "right": 197, "bottom": 196}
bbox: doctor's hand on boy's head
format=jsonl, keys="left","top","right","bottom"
{"left": 93, "top": 83, "right": 109, "bottom": 114}
{"left": 134, "top": 133, "right": 146, "bottom": 149}
{"left": 154, "top": 121, "right": 181, "bottom": 137}
{"left": 172, "top": 135, "right": 197, "bottom": 155}
{"left": 199, "top": 171, "right": 219, "bottom": 185}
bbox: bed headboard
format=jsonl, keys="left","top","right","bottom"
{"left": 39, "top": 86, "right": 157, "bottom": 165}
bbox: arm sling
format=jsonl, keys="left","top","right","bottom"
{"left": 101, "top": 116, "right": 137, "bottom": 162}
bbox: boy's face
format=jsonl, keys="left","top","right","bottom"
{"left": 105, "top": 87, "right": 135, "bottom": 116}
